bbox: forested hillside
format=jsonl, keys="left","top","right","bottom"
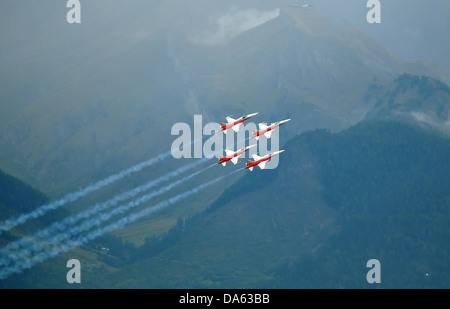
{"left": 1, "top": 120, "right": 448, "bottom": 288}
{"left": 269, "top": 121, "right": 450, "bottom": 288}
{"left": 0, "top": 170, "right": 69, "bottom": 243}
{"left": 100, "top": 121, "right": 450, "bottom": 288}
{"left": 0, "top": 170, "right": 48, "bottom": 219}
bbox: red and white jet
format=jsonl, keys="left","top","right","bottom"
{"left": 245, "top": 150, "right": 285, "bottom": 171}
{"left": 218, "top": 144, "right": 256, "bottom": 166}
{"left": 220, "top": 112, "right": 258, "bottom": 133}
{"left": 251, "top": 119, "right": 291, "bottom": 140}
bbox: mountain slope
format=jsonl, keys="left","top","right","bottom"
{"left": 1, "top": 120, "right": 448, "bottom": 288}
{"left": 0, "top": 170, "right": 48, "bottom": 221}
{"left": 269, "top": 120, "right": 450, "bottom": 288}
{"left": 0, "top": 169, "right": 69, "bottom": 245}
{"left": 366, "top": 74, "right": 450, "bottom": 134}
{"left": 100, "top": 120, "right": 449, "bottom": 288}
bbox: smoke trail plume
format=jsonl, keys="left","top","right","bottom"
{"left": 0, "top": 150, "right": 174, "bottom": 233}
{"left": 0, "top": 135, "right": 207, "bottom": 233}
{"left": 0, "top": 161, "right": 211, "bottom": 268}
{"left": 0, "top": 169, "right": 239, "bottom": 280}
{"left": 0, "top": 158, "right": 206, "bottom": 267}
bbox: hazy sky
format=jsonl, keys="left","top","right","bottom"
{"left": 311, "top": 0, "right": 450, "bottom": 69}
{"left": 1, "top": 0, "right": 448, "bottom": 69}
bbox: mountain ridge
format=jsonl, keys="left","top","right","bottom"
{"left": 1, "top": 2, "right": 449, "bottom": 196}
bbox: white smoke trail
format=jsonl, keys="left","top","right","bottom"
{"left": 0, "top": 169, "right": 239, "bottom": 280}
{"left": 0, "top": 161, "right": 211, "bottom": 268}
{"left": 0, "top": 135, "right": 207, "bottom": 233}
{"left": 0, "top": 158, "right": 206, "bottom": 267}
{"left": 0, "top": 150, "right": 173, "bottom": 233}
{"left": 81, "top": 170, "right": 238, "bottom": 239}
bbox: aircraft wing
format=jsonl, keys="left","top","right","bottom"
{"left": 264, "top": 131, "right": 272, "bottom": 139}
{"left": 258, "top": 161, "right": 267, "bottom": 169}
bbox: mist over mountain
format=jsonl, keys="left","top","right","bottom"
{"left": 367, "top": 74, "right": 450, "bottom": 134}
{"left": 1, "top": 0, "right": 448, "bottom": 196}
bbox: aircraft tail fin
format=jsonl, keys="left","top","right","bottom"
{"left": 225, "top": 149, "right": 234, "bottom": 156}
{"left": 226, "top": 116, "right": 236, "bottom": 123}
{"left": 258, "top": 123, "right": 268, "bottom": 130}
{"left": 252, "top": 154, "right": 262, "bottom": 161}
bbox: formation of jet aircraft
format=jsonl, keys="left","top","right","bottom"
{"left": 219, "top": 112, "right": 290, "bottom": 171}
